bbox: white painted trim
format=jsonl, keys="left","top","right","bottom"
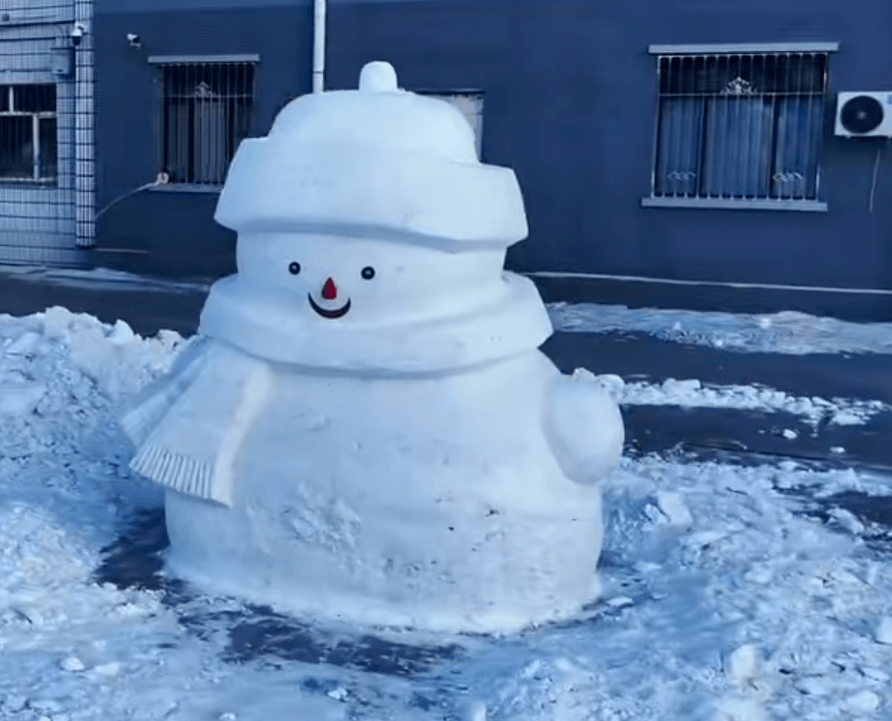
{"left": 148, "top": 54, "right": 260, "bottom": 65}
{"left": 525, "top": 271, "right": 892, "bottom": 297}
{"left": 648, "top": 42, "right": 840, "bottom": 55}
{"left": 642, "top": 197, "right": 828, "bottom": 212}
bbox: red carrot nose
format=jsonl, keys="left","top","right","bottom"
{"left": 322, "top": 277, "right": 337, "bottom": 300}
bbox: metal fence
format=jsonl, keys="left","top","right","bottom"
{"left": 0, "top": 0, "right": 93, "bottom": 266}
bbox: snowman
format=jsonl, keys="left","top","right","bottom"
{"left": 122, "top": 61, "right": 624, "bottom": 634}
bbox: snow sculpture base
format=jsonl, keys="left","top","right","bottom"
{"left": 160, "top": 348, "right": 604, "bottom": 634}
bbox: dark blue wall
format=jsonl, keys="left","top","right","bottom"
{"left": 95, "top": 0, "right": 892, "bottom": 305}
{"left": 94, "top": 1, "right": 315, "bottom": 278}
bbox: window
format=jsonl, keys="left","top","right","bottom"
{"left": 155, "top": 60, "right": 256, "bottom": 186}
{"left": 418, "top": 91, "right": 484, "bottom": 160}
{"left": 0, "top": 84, "right": 57, "bottom": 183}
{"left": 644, "top": 44, "right": 836, "bottom": 210}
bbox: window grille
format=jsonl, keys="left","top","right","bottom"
{"left": 647, "top": 50, "right": 830, "bottom": 207}
{"left": 0, "top": 84, "right": 57, "bottom": 184}
{"left": 155, "top": 61, "right": 255, "bottom": 186}
{"left": 418, "top": 91, "right": 484, "bottom": 160}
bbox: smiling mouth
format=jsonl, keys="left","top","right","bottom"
{"left": 308, "top": 294, "right": 352, "bottom": 319}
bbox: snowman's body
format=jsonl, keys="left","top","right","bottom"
{"left": 122, "top": 61, "right": 624, "bottom": 633}
{"left": 161, "top": 342, "right": 602, "bottom": 632}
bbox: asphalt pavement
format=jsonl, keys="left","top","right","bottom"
{"left": 0, "top": 267, "right": 207, "bottom": 338}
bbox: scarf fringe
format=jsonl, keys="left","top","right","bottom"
{"left": 130, "top": 442, "right": 224, "bottom": 505}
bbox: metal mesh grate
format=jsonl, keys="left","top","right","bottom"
{"left": 650, "top": 52, "right": 829, "bottom": 203}
{"left": 156, "top": 62, "right": 256, "bottom": 186}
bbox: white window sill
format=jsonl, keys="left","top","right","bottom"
{"left": 641, "top": 196, "right": 828, "bottom": 212}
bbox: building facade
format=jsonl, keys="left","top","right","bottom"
{"left": 0, "top": 0, "right": 95, "bottom": 266}
{"left": 93, "top": 0, "right": 892, "bottom": 319}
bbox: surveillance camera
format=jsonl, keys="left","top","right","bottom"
{"left": 71, "top": 22, "right": 85, "bottom": 46}
{"left": 127, "top": 33, "right": 141, "bottom": 48}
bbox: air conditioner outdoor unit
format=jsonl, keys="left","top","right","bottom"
{"left": 835, "top": 92, "right": 892, "bottom": 137}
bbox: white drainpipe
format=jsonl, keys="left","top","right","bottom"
{"left": 312, "top": 0, "right": 326, "bottom": 93}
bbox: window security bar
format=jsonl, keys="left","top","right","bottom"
{"left": 648, "top": 52, "right": 830, "bottom": 206}
{"left": 155, "top": 61, "right": 256, "bottom": 187}
{"left": 0, "top": 83, "right": 57, "bottom": 184}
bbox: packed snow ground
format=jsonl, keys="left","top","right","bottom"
{"left": 3, "top": 307, "right": 892, "bottom": 720}
{"left": 548, "top": 302, "right": 892, "bottom": 355}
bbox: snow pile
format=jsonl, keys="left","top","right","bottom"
{"left": 0, "top": 310, "right": 340, "bottom": 721}
{"left": 548, "top": 303, "right": 892, "bottom": 355}
{"left": 456, "top": 458, "right": 892, "bottom": 721}
{"left": 0, "top": 504, "right": 160, "bottom": 635}
{"left": 0, "top": 308, "right": 179, "bottom": 640}
{"left": 598, "top": 375, "right": 889, "bottom": 426}
{"left": 0, "top": 308, "right": 180, "bottom": 515}
{"left": 612, "top": 458, "right": 892, "bottom": 721}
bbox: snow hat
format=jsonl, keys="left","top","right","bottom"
{"left": 214, "top": 61, "right": 528, "bottom": 249}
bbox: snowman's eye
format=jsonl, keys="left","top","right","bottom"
{"left": 361, "top": 266, "right": 375, "bottom": 280}
{"left": 288, "top": 262, "right": 301, "bottom": 275}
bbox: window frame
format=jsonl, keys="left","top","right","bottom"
{"left": 148, "top": 54, "right": 259, "bottom": 193}
{"left": 0, "top": 83, "right": 58, "bottom": 186}
{"left": 642, "top": 42, "right": 839, "bottom": 212}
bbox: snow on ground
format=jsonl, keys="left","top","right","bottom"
{"left": 3, "top": 265, "right": 211, "bottom": 293}
{"left": 3, "top": 307, "right": 892, "bottom": 720}
{"left": 547, "top": 302, "right": 892, "bottom": 355}
{"left": 600, "top": 376, "right": 888, "bottom": 427}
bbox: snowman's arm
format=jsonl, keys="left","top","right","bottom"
{"left": 544, "top": 368, "right": 625, "bottom": 485}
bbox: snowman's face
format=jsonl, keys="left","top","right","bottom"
{"left": 236, "top": 233, "right": 507, "bottom": 325}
